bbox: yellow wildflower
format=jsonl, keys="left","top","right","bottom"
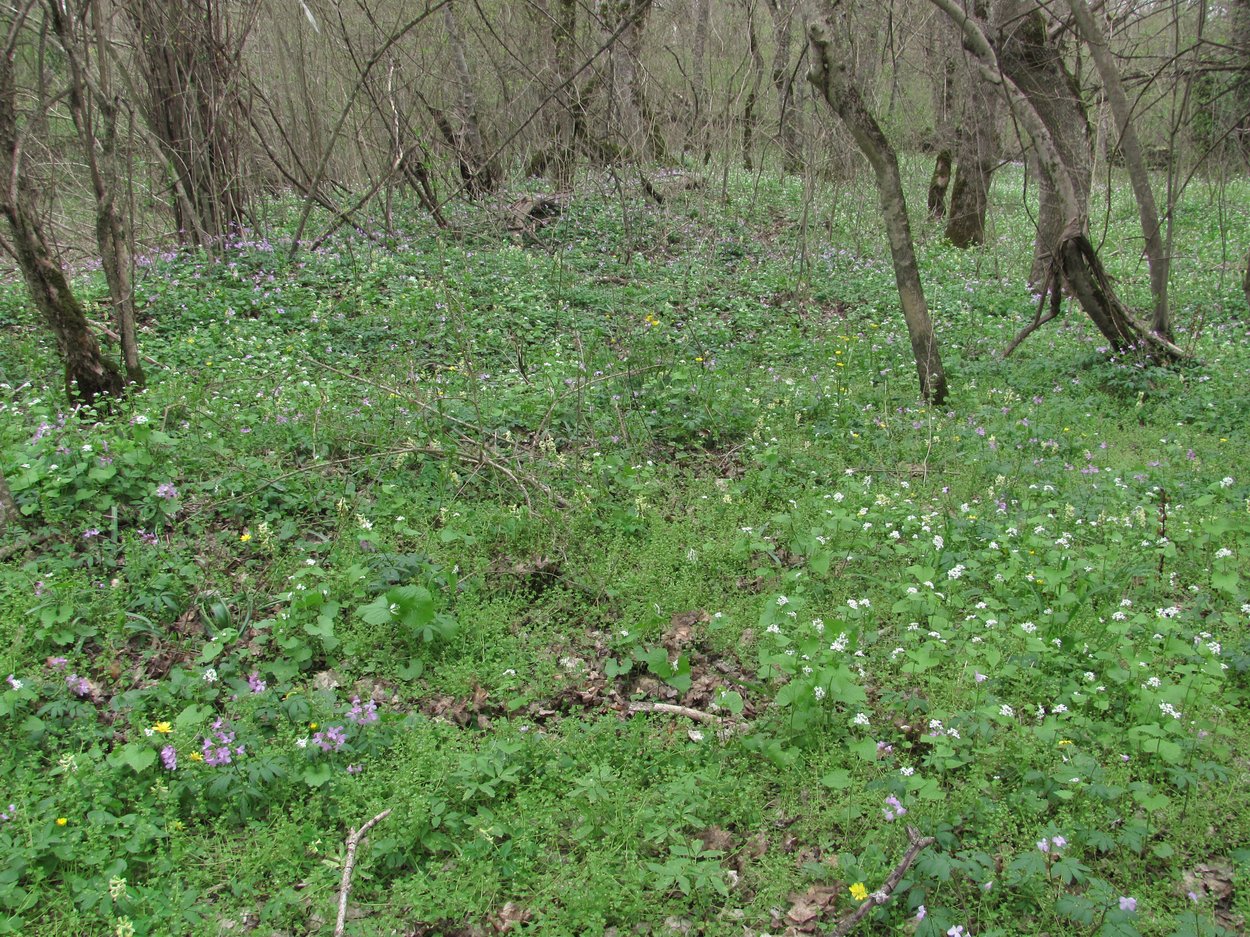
{"left": 56, "top": 817, "right": 68, "bottom": 826}
{"left": 189, "top": 752, "right": 204, "bottom": 762}
{"left": 850, "top": 882, "right": 869, "bottom": 902}
{"left": 240, "top": 531, "right": 252, "bottom": 542}
{"left": 152, "top": 721, "right": 172, "bottom": 735}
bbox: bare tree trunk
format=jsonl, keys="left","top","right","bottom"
{"left": 122, "top": 0, "right": 257, "bottom": 248}
{"left": 766, "top": 0, "right": 804, "bottom": 174}
{"left": 945, "top": 17, "right": 999, "bottom": 249}
{"left": 1233, "top": 0, "right": 1250, "bottom": 158}
{"left": 927, "top": 0, "right": 1184, "bottom": 361}
{"left": 441, "top": 3, "right": 499, "bottom": 195}
{"left": 0, "top": 466, "right": 17, "bottom": 534}
{"left": 807, "top": 14, "right": 948, "bottom": 404}
{"left": 1065, "top": 0, "right": 1170, "bottom": 339}
{"left": 0, "top": 10, "right": 124, "bottom": 405}
{"left": 927, "top": 148, "right": 951, "bottom": 218}
{"left": 692, "top": 0, "right": 710, "bottom": 160}
{"left": 552, "top": 0, "right": 578, "bottom": 186}
{"left": 743, "top": 1, "right": 765, "bottom": 170}
{"left": 603, "top": 0, "right": 661, "bottom": 161}
{"left": 48, "top": 0, "right": 144, "bottom": 388}
{"left": 1243, "top": 248, "right": 1250, "bottom": 313}
{"left": 994, "top": 0, "right": 1091, "bottom": 285}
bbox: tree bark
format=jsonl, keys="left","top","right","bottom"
{"left": 927, "top": 148, "right": 951, "bottom": 218}
{"left": 1065, "top": 0, "right": 1170, "bottom": 339}
{"left": 0, "top": 10, "right": 124, "bottom": 405}
{"left": 944, "top": 73, "right": 998, "bottom": 247}
{"left": 601, "top": 0, "right": 662, "bottom": 162}
{"left": 48, "top": 0, "right": 144, "bottom": 388}
{"left": 945, "top": 2, "right": 999, "bottom": 248}
{"left": 552, "top": 0, "right": 578, "bottom": 186}
{"left": 766, "top": 0, "right": 804, "bottom": 174}
{"left": 441, "top": 3, "right": 499, "bottom": 195}
{"left": 1233, "top": 0, "right": 1250, "bottom": 159}
{"left": 743, "top": 1, "right": 765, "bottom": 170}
{"left": 0, "top": 465, "right": 18, "bottom": 535}
{"left": 1243, "top": 248, "right": 1250, "bottom": 314}
{"left": 807, "top": 14, "right": 948, "bottom": 404}
{"left": 994, "top": 0, "right": 1092, "bottom": 285}
{"left": 122, "top": 0, "right": 256, "bottom": 248}
{"left": 926, "top": 0, "right": 1184, "bottom": 361}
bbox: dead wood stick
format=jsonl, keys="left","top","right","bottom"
{"left": 830, "top": 826, "right": 935, "bottom": 936}
{"left": 334, "top": 808, "right": 392, "bottom": 937}
{"left": 626, "top": 701, "right": 723, "bottom": 725}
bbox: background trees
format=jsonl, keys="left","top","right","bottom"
{"left": 3, "top": 0, "right": 1246, "bottom": 404}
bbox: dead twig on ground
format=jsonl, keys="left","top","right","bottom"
{"left": 830, "top": 826, "right": 935, "bottom": 936}
{"left": 334, "top": 808, "right": 392, "bottom": 937}
{"left": 626, "top": 701, "right": 724, "bottom": 725}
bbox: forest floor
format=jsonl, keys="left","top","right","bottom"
{"left": 2, "top": 164, "right": 1249, "bottom": 937}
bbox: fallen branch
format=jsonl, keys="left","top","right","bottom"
{"left": 626, "top": 701, "right": 723, "bottom": 725}
{"left": 334, "top": 808, "right": 392, "bottom": 937}
{"left": 830, "top": 826, "right": 935, "bottom": 936}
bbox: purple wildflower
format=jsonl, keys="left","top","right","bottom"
{"left": 346, "top": 763, "right": 363, "bottom": 775}
{"left": 5, "top": 674, "right": 20, "bottom": 690}
{"left": 915, "top": 905, "right": 926, "bottom": 921}
{"left": 346, "top": 696, "right": 378, "bottom": 725}
{"left": 160, "top": 746, "right": 177, "bottom": 771}
{"left": 0, "top": 803, "right": 15, "bottom": 822}
{"left": 312, "top": 725, "right": 347, "bottom": 752}
{"left": 201, "top": 719, "right": 243, "bottom": 766}
{"left": 82, "top": 528, "right": 101, "bottom": 540}
{"left": 882, "top": 794, "right": 907, "bottom": 822}
{"left": 47, "top": 656, "right": 67, "bottom": 670}
{"left": 247, "top": 672, "right": 267, "bottom": 694}
{"left": 66, "top": 674, "right": 91, "bottom": 697}
{"left": 1119, "top": 896, "right": 1136, "bottom": 913}
{"left": 155, "top": 482, "right": 178, "bottom": 500}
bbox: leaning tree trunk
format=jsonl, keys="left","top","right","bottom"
{"left": 994, "top": 0, "right": 1092, "bottom": 285}
{"left": 49, "top": 0, "right": 144, "bottom": 388}
{"left": 0, "top": 14, "right": 123, "bottom": 405}
{"left": 807, "top": 15, "right": 948, "bottom": 404}
{"left": 1065, "top": 0, "right": 1170, "bottom": 339}
{"left": 927, "top": 0, "right": 1183, "bottom": 361}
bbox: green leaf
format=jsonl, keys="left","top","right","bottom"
{"left": 111, "top": 743, "right": 157, "bottom": 774}
{"left": 303, "top": 762, "right": 336, "bottom": 788}
{"left": 175, "top": 703, "right": 213, "bottom": 733}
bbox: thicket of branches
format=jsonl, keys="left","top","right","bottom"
{"left": 2, "top": 0, "right": 1248, "bottom": 407}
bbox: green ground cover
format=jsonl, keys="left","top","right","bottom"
{"left": 1, "top": 165, "right": 1248, "bottom": 936}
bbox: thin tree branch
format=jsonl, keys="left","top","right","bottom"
{"left": 333, "top": 808, "right": 391, "bottom": 937}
